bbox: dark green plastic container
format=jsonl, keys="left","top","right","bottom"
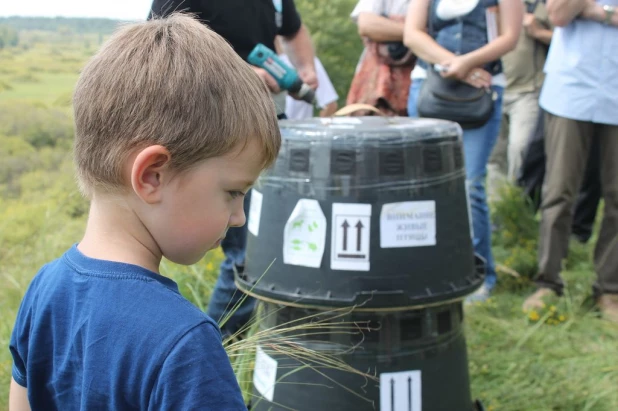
{"left": 250, "top": 301, "right": 478, "bottom": 411}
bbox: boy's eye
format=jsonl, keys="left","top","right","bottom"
{"left": 228, "top": 191, "right": 245, "bottom": 199}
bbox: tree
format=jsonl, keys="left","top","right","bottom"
{"left": 0, "top": 24, "right": 19, "bottom": 49}
{"left": 295, "top": 0, "right": 364, "bottom": 106}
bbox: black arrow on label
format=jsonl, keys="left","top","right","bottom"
{"left": 341, "top": 220, "right": 349, "bottom": 251}
{"left": 355, "top": 220, "right": 364, "bottom": 251}
{"left": 408, "top": 376, "right": 412, "bottom": 411}
{"left": 391, "top": 378, "right": 395, "bottom": 411}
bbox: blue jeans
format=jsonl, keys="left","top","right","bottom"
{"left": 408, "top": 79, "right": 504, "bottom": 291}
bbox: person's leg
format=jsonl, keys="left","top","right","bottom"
{"left": 593, "top": 124, "right": 618, "bottom": 299}
{"left": 406, "top": 79, "right": 423, "bottom": 118}
{"left": 517, "top": 107, "right": 546, "bottom": 211}
{"left": 463, "top": 86, "right": 504, "bottom": 296}
{"left": 571, "top": 136, "right": 602, "bottom": 243}
{"left": 534, "top": 114, "right": 593, "bottom": 295}
{"left": 206, "top": 191, "right": 255, "bottom": 336}
{"left": 486, "top": 93, "right": 510, "bottom": 203}
{"left": 506, "top": 91, "right": 540, "bottom": 181}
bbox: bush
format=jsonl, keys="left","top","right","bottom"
{"left": 296, "top": 0, "right": 364, "bottom": 104}
{"left": 0, "top": 102, "right": 73, "bottom": 148}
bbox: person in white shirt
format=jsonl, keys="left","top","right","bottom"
{"left": 275, "top": 37, "right": 338, "bottom": 119}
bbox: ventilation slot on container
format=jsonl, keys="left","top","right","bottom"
{"left": 423, "top": 146, "right": 443, "bottom": 173}
{"left": 454, "top": 146, "right": 463, "bottom": 169}
{"left": 289, "top": 148, "right": 310, "bottom": 172}
{"left": 331, "top": 150, "right": 356, "bottom": 175}
{"left": 400, "top": 316, "right": 423, "bottom": 341}
{"left": 379, "top": 150, "right": 405, "bottom": 176}
{"left": 437, "top": 310, "right": 452, "bottom": 335}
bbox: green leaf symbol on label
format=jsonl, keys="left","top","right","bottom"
{"left": 312, "top": 221, "right": 318, "bottom": 229}
{"left": 293, "top": 246, "right": 302, "bottom": 251}
{"left": 308, "top": 225, "right": 314, "bottom": 232}
{"left": 307, "top": 243, "right": 317, "bottom": 251}
{"left": 292, "top": 220, "right": 304, "bottom": 229}
{"left": 291, "top": 239, "right": 302, "bottom": 245}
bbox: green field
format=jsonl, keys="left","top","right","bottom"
{"left": 1, "top": 14, "right": 617, "bottom": 411}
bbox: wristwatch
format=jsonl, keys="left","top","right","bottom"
{"left": 603, "top": 4, "right": 615, "bottom": 25}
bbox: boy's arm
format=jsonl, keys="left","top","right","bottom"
{"left": 9, "top": 378, "right": 30, "bottom": 411}
{"left": 149, "top": 322, "right": 247, "bottom": 410}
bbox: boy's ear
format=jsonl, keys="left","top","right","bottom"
{"left": 130, "top": 145, "right": 172, "bottom": 204}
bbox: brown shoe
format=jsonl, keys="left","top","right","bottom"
{"left": 522, "top": 288, "right": 555, "bottom": 311}
{"left": 598, "top": 294, "right": 618, "bottom": 324}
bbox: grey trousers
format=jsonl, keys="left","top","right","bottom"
{"left": 536, "top": 113, "right": 618, "bottom": 296}
{"left": 491, "top": 90, "right": 541, "bottom": 180}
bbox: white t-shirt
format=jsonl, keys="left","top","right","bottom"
{"left": 351, "top": 0, "right": 410, "bottom": 19}
{"left": 280, "top": 55, "right": 339, "bottom": 120}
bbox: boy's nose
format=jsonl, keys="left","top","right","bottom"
{"left": 229, "top": 209, "right": 246, "bottom": 228}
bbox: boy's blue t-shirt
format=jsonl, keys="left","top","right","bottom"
{"left": 9, "top": 245, "right": 247, "bottom": 410}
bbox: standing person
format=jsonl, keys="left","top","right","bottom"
{"left": 149, "top": 0, "right": 318, "bottom": 338}
{"left": 9, "top": 15, "right": 280, "bottom": 410}
{"left": 347, "top": 0, "right": 415, "bottom": 116}
{"left": 522, "top": 0, "right": 618, "bottom": 323}
{"left": 275, "top": 37, "right": 339, "bottom": 119}
{"left": 404, "top": 0, "right": 523, "bottom": 301}
{"left": 492, "top": 0, "right": 552, "bottom": 182}
{"left": 517, "top": 108, "right": 602, "bottom": 244}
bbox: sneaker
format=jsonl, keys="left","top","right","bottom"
{"left": 465, "top": 284, "right": 491, "bottom": 304}
{"left": 522, "top": 288, "right": 555, "bottom": 311}
{"left": 598, "top": 294, "right": 618, "bottom": 324}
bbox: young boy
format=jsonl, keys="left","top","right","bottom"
{"left": 9, "top": 14, "right": 280, "bottom": 410}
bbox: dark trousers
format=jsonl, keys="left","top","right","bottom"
{"left": 517, "top": 109, "right": 601, "bottom": 243}
{"left": 535, "top": 113, "right": 618, "bottom": 296}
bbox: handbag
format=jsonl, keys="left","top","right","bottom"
{"left": 415, "top": 0, "right": 496, "bottom": 129}
{"left": 417, "top": 68, "right": 496, "bottom": 129}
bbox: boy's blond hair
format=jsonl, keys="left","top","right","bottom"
{"left": 73, "top": 13, "right": 281, "bottom": 196}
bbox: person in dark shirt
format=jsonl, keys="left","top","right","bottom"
{"left": 9, "top": 14, "right": 281, "bottom": 410}
{"left": 149, "top": 0, "right": 318, "bottom": 338}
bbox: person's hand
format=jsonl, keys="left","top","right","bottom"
{"left": 289, "top": 68, "right": 318, "bottom": 101}
{"left": 251, "top": 66, "right": 280, "bottom": 93}
{"left": 460, "top": 68, "right": 492, "bottom": 88}
{"left": 580, "top": 0, "right": 599, "bottom": 20}
{"left": 298, "top": 68, "right": 318, "bottom": 90}
{"left": 523, "top": 13, "right": 540, "bottom": 37}
{"left": 440, "top": 55, "right": 475, "bottom": 81}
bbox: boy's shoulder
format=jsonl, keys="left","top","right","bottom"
{"left": 10, "top": 245, "right": 246, "bottom": 409}
{"left": 25, "top": 244, "right": 215, "bottom": 326}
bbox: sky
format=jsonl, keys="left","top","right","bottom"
{"left": 0, "top": 0, "right": 155, "bottom": 20}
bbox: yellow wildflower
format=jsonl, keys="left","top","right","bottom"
{"left": 528, "top": 310, "right": 540, "bottom": 321}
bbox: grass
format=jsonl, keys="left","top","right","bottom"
{"left": 466, "top": 271, "right": 618, "bottom": 411}
{"left": 1, "top": 25, "right": 618, "bottom": 411}
{"left": 0, "top": 72, "right": 78, "bottom": 106}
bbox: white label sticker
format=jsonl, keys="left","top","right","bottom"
{"left": 283, "top": 199, "right": 327, "bottom": 268}
{"left": 464, "top": 182, "right": 474, "bottom": 239}
{"left": 380, "top": 370, "right": 422, "bottom": 411}
{"left": 248, "top": 190, "right": 264, "bottom": 237}
{"left": 330, "top": 203, "right": 371, "bottom": 271}
{"left": 380, "top": 201, "right": 436, "bottom": 248}
{"left": 253, "top": 345, "right": 278, "bottom": 402}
